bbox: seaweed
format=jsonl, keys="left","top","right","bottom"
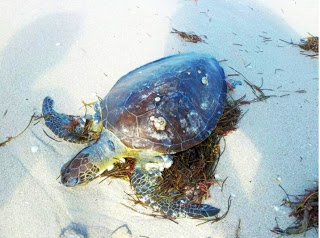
{"left": 299, "top": 36, "right": 318, "bottom": 53}
{"left": 100, "top": 157, "right": 136, "bottom": 181}
{"left": 171, "top": 28, "right": 207, "bottom": 43}
{"left": 235, "top": 219, "right": 242, "bottom": 238}
{"left": 160, "top": 99, "right": 241, "bottom": 202}
{"left": 272, "top": 185, "right": 318, "bottom": 235}
{"left": 228, "top": 66, "right": 276, "bottom": 104}
{"left": 0, "top": 114, "right": 45, "bottom": 147}
{"left": 279, "top": 35, "right": 318, "bottom": 58}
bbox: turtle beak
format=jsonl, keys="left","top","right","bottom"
{"left": 62, "top": 175, "right": 79, "bottom": 187}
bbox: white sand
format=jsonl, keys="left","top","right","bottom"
{"left": 0, "top": 0, "right": 318, "bottom": 237}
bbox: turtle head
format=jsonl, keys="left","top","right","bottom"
{"left": 60, "top": 130, "right": 124, "bottom": 187}
{"left": 61, "top": 151, "right": 100, "bottom": 187}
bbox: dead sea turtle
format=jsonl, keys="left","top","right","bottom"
{"left": 42, "top": 52, "right": 227, "bottom": 219}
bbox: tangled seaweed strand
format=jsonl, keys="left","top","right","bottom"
{"left": 279, "top": 35, "right": 318, "bottom": 58}
{"left": 272, "top": 186, "right": 318, "bottom": 235}
{"left": 171, "top": 28, "right": 207, "bottom": 43}
{"left": 158, "top": 99, "right": 241, "bottom": 204}
{"left": 299, "top": 36, "right": 318, "bottom": 53}
{"left": 0, "top": 114, "right": 46, "bottom": 147}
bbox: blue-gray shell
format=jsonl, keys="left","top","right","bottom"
{"left": 100, "top": 53, "right": 227, "bottom": 153}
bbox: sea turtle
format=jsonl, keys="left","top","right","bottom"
{"left": 42, "top": 52, "right": 227, "bottom": 219}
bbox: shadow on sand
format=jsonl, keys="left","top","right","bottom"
{"left": 0, "top": 12, "right": 82, "bottom": 210}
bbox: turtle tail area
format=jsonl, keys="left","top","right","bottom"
{"left": 130, "top": 167, "right": 220, "bottom": 219}
{"left": 42, "top": 96, "right": 95, "bottom": 144}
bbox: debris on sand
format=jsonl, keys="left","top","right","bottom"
{"left": 279, "top": 35, "right": 318, "bottom": 58}
{"left": 272, "top": 185, "right": 318, "bottom": 235}
{"left": 110, "top": 224, "right": 132, "bottom": 238}
{"left": 171, "top": 28, "right": 207, "bottom": 43}
{"left": 299, "top": 36, "right": 318, "bottom": 53}
{"left": 0, "top": 114, "right": 43, "bottom": 147}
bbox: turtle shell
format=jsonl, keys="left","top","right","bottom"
{"left": 100, "top": 53, "right": 227, "bottom": 154}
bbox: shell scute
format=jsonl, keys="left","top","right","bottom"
{"left": 149, "top": 73, "right": 180, "bottom": 95}
{"left": 131, "top": 138, "right": 154, "bottom": 150}
{"left": 102, "top": 53, "right": 227, "bottom": 153}
{"left": 125, "top": 87, "right": 156, "bottom": 116}
{"left": 107, "top": 108, "right": 138, "bottom": 137}
{"left": 105, "top": 87, "right": 131, "bottom": 113}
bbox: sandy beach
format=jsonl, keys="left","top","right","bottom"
{"left": 0, "top": 0, "right": 318, "bottom": 237}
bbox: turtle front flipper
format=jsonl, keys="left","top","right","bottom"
{"left": 42, "top": 96, "right": 98, "bottom": 144}
{"left": 130, "top": 166, "right": 220, "bottom": 219}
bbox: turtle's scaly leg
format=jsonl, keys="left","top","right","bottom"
{"left": 42, "top": 96, "right": 97, "bottom": 144}
{"left": 130, "top": 166, "right": 220, "bottom": 219}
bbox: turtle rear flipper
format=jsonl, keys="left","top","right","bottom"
{"left": 130, "top": 166, "right": 220, "bottom": 219}
{"left": 42, "top": 96, "right": 96, "bottom": 144}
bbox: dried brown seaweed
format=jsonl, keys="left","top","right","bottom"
{"left": 0, "top": 114, "right": 44, "bottom": 147}
{"left": 235, "top": 219, "right": 242, "bottom": 238}
{"left": 228, "top": 66, "right": 276, "bottom": 104}
{"left": 272, "top": 186, "right": 318, "bottom": 235}
{"left": 299, "top": 36, "right": 318, "bottom": 53}
{"left": 171, "top": 28, "right": 207, "bottom": 43}
{"left": 279, "top": 36, "right": 318, "bottom": 58}
{"left": 100, "top": 157, "right": 136, "bottom": 181}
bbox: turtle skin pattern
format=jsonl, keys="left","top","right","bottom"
{"left": 131, "top": 166, "right": 220, "bottom": 218}
{"left": 42, "top": 97, "right": 95, "bottom": 144}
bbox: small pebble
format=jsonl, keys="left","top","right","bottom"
{"left": 273, "top": 206, "right": 280, "bottom": 212}
{"left": 275, "top": 176, "right": 281, "bottom": 184}
{"left": 55, "top": 42, "right": 61, "bottom": 46}
{"left": 31, "top": 146, "right": 39, "bottom": 153}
